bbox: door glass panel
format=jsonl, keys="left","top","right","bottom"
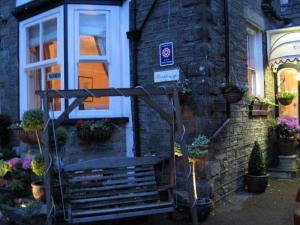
{"left": 27, "top": 69, "right": 41, "bottom": 109}
{"left": 78, "top": 62, "right": 109, "bottom": 110}
{"left": 279, "top": 68, "right": 298, "bottom": 117}
{"left": 79, "top": 14, "right": 106, "bottom": 56}
{"left": 45, "top": 64, "right": 61, "bottom": 111}
{"left": 43, "top": 19, "right": 57, "bottom": 60}
{"left": 27, "top": 24, "right": 40, "bottom": 63}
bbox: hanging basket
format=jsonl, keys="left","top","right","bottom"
{"left": 77, "top": 128, "right": 113, "bottom": 142}
{"left": 13, "top": 129, "right": 41, "bottom": 145}
{"left": 222, "top": 91, "right": 244, "bottom": 103}
{"left": 278, "top": 97, "right": 293, "bottom": 106}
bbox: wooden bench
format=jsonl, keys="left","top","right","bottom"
{"left": 64, "top": 157, "right": 175, "bottom": 224}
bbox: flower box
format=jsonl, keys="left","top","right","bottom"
{"left": 77, "top": 128, "right": 113, "bottom": 142}
{"left": 249, "top": 104, "right": 269, "bottom": 117}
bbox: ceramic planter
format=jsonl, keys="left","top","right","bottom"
{"left": 245, "top": 174, "right": 269, "bottom": 193}
{"left": 31, "top": 181, "right": 45, "bottom": 202}
{"left": 277, "top": 138, "right": 299, "bottom": 155}
{"left": 223, "top": 91, "right": 244, "bottom": 103}
{"left": 278, "top": 98, "right": 293, "bottom": 106}
{"left": 77, "top": 128, "right": 113, "bottom": 142}
{"left": 196, "top": 198, "right": 213, "bottom": 221}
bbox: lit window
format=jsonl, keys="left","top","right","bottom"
{"left": 247, "top": 26, "right": 264, "bottom": 97}
{"left": 19, "top": 7, "right": 64, "bottom": 117}
{"left": 280, "top": 0, "right": 289, "bottom": 5}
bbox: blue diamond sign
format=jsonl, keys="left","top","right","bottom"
{"left": 159, "top": 42, "right": 174, "bottom": 66}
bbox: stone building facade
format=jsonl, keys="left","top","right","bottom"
{"left": 0, "top": 0, "right": 292, "bottom": 203}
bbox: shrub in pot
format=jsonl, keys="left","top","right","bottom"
{"left": 275, "top": 116, "right": 300, "bottom": 155}
{"left": 176, "top": 79, "right": 192, "bottom": 104}
{"left": 0, "top": 160, "right": 10, "bottom": 186}
{"left": 245, "top": 141, "right": 269, "bottom": 193}
{"left": 31, "top": 153, "right": 45, "bottom": 201}
{"left": 220, "top": 82, "right": 248, "bottom": 103}
{"left": 0, "top": 114, "right": 11, "bottom": 148}
{"left": 187, "top": 135, "right": 213, "bottom": 221}
{"left": 277, "top": 91, "right": 296, "bottom": 106}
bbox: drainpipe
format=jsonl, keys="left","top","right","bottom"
{"left": 224, "top": 0, "right": 231, "bottom": 119}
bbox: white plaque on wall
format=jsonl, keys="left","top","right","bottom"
{"left": 154, "top": 68, "right": 179, "bottom": 83}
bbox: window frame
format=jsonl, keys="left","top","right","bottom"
{"left": 246, "top": 25, "right": 264, "bottom": 97}
{"left": 68, "top": 4, "right": 124, "bottom": 118}
{"left": 19, "top": 6, "right": 65, "bottom": 119}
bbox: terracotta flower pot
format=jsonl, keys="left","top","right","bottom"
{"left": 278, "top": 98, "right": 293, "bottom": 106}
{"left": 245, "top": 174, "right": 269, "bottom": 193}
{"left": 13, "top": 129, "right": 42, "bottom": 145}
{"left": 223, "top": 91, "right": 244, "bottom": 103}
{"left": 277, "top": 138, "right": 299, "bottom": 155}
{"left": 77, "top": 128, "right": 113, "bottom": 142}
{"left": 31, "top": 181, "right": 45, "bottom": 202}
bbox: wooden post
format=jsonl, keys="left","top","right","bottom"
{"left": 172, "top": 88, "right": 198, "bottom": 225}
{"left": 42, "top": 93, "right": 53, "bottom": 225}
{"left": 168, "top": 96, "right": 175, "bottom": 202}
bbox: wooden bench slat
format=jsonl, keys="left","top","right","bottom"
{"left": 71, "top": 191, "right": 159, "bottom": 204}
{"left": 65, "top": 157, "right": 165, "bottom": 172}
{"left": 72, "top": 201, "right": 174, "bottom": 217}
{"left": 71, "top": 206, "right": 175, "bottom": 223}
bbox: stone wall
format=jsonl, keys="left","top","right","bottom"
{"left": 134, "top": 0, "right": 280, "bottom": 201}
{"left": 0, "top": 0, "right": 18, "bottom": 121}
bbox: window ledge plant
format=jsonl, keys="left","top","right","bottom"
{"left": 248, "top": 96, "right": 276, "bottom": 116}
{"left": 76, "top": 119, "right": 114, "bottom": 142}
{"left": 220, "top": 82, "right": 248, "bottom": 103}
{"left": 277, "top": 91, "right": 296, "bottom": 106}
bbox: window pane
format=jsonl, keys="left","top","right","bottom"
{"left": 79, "top": 14, "right": 106, "bottom": 56}
{"left": 27, "top": 24, "right": 40, "bottom": 63}
{"left": 247, "top": 33, "right": 255, "bottom": 69}
{"left": 27, "top": 69, "right": 41, "bottom": 109}
{"left": 78, "top": 62, "right": 109, "bottom": 110}
{"left": 45, "top": 65, "right": 61, "bottom": 111}
{"left": 247, "top": 69, "right": 256, "bottom": 96}
{"left": 43, "top": 19, "right": 57, "bottom": 60}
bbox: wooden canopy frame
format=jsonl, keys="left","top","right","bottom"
{"left": 36, "top": 85, "right": 198, "bottom": 225}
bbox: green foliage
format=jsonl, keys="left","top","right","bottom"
{"left": 25, "top": 200, "right": 41, "bottom": 215}
{"left": 187, "top": 135, "right": 210, "bottom": 159}
{"left": 176, "top": 79, "right": 192, "bottom": 95}
{"left": 0, "top": 159, "right": 10, "bottom": 177}
{"left": 8, "top": 179, "right": 25, "bottom": 193}
{"left": 220, "top": 82, "right": 248, "bottom": 94}
{"left": 0, "top": 114, "right": 11, "bottom": 148}
{"left": 55, "top": 127, "right": 68, "bottom": 147}
{"left": 248, "top": 96, "right": 276, "bottom": 106}
{"left": 0, "top": 148, "right": 16, "bottom": 160}
{"left": 277, "top": 91, "right": 296, "bottom": 100}
{"left": 22, "top": 109, "right": 43, "bottom": 132}
{"left": 248, "top": 141, "right": 266, "bottom": 176}
{"left": 0, "top": 193, "right": 14, "bottom": 206}
{"left": 76, "top": 120, "right": 113, "bottom": 132}
{"left": 31, "top": 153, "right": 45, "bottom": 177}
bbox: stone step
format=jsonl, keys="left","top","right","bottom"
{"left": 268, "top": 168, "right": 300, "bottom": 179}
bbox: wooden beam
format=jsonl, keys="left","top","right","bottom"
{"left": 42, "top": 95, "right": 53, "bottom": 225}
{"left": 172, "top": 89, "right": 199, "bottom": 225}
{"left": 54, "top": 97, "right": 86, "bottom": 128}
{"left": 140, "top": 96, "right": 172, "bottom": 125}
{"left": 36, "top": 87, "right": 174, "bottom": 98}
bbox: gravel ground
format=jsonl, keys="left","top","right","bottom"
{"left": 117, "top": 179, "right": 300, "bottom": 225}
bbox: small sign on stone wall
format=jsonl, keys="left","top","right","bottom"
{"left": 159, "top": 42, "right": 174, "bottom": 66}
{"left": 154, "top": 68, "right": 179, "bottom": 83}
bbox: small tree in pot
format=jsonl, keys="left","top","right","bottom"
{"left": 31, "top": 153, "right": 45, "bottom": 201}
{"left": 245, "top": 141, "right": 269, "bottom": 193}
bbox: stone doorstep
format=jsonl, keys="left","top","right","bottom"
{"left": 268, "top": 168, "right": 300, "bottom": 179}
{"left": 277, "top": 154, "right": 299, "bottom": 170}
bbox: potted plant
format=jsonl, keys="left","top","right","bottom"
{"left": 31, "top": 153, "right": 45, "bottom": 201}
{"left": 245, "top": 141, "right": 269, "bottom": 193}
{"left": 248, "top": 96, "right": 276, "bottom": 116}
{"left": 220, "top": 82, "right": 248, "bottom": 103}
{"left": 52, "top": 127, "right": 68, "bottom": 149}
{"left": 187, "top": 135, "right": 213, "bottom": 222}
{"left": 277, "top": 91, "right": 296, "bottom": 106}
{"left": 76, "top": 119, "right": 114, "bottom": 142}
{"left": 176, "top": 79, "right": 192, "bottom": 103}
{"left": 0, "top": 160, "right": 10, "bottom": 186}
{"left": 11, "top": 109, "right": 43, "bottom": 146}
{"left": 275, "top": 116, "right": 300, "bottom": 155}
{"left": 8, "top": 179, "right": 26, "bottom": 198}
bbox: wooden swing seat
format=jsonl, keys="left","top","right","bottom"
{"left": 64, "top": 156, "right": 175, "bottom": 224}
